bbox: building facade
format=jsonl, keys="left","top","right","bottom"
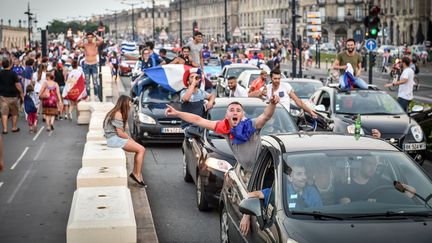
{"left": 0, "top": 25, "right": 28, "bottom": 49}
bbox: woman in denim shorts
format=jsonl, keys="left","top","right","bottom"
{"left": 103, "top": 95, "right": 147, "bottom": 187}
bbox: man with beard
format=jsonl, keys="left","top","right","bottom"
{"left": 169, "top": 46, "right": 199, "bottom": 67}
{"left": 333, "top": 38, "right": 368, "bottom": 89}
{"left": 165, "top": 95, "right": 280, "bottom": 172}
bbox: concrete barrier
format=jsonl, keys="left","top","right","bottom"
{"left": 90, "top": 102, "right": 114, "bottom": 113}
{"left": 66, "top": 186, "right": 136, "bottom": 243}
{"left": 89, "top": 115, "right": 106, "bottom": 132}
{"left": 82, "top": 140, "right": 126, "bottom": 167}
{"left": 77, "top": 101, "right": 99, "bottom": 125}
{"left": 86, "top": 130, "right": 105, "bottom": 142}
{"left": 77, "top": 166, "right": 127, "bottom": 188}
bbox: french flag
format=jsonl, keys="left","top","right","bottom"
{"left": 144, "top": 64, "right": 193, "bottom": 92}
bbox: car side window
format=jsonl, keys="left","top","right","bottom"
{"left": 317, "top": 91, "right": 331, "bottom": 111}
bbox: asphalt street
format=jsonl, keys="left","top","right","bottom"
{"left": 120, "top": 76, "right": 220, "bottom": 243}
{"left": 0, "top": 115, "right": 87, "bottom": 242}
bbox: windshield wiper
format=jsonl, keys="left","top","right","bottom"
{"left": 290, "top": 211, "right": 344, "bottom": 220}
{"left": 349, "top": 211, "right": 432, "bottom": 219}
{"left": 394, "top": 181, "right": 432, "bottom": 209}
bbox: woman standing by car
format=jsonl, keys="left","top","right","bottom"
{"left": 103, "top": 95, "right": 147, "bottom": 187}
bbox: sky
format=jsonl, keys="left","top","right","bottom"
{"left": 0, "top": 0, "right": 169, "bottom": 28}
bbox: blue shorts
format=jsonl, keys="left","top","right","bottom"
{"left": 106, "top": 135, "right": 128, "bottom": 148}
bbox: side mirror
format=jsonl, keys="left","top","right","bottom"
{"left": 411, "top": 105, "right": 424, "bottom": 113}
{"left": 132, "top": 96, "right": 139, "bottom": 105}
{"left": 315, "top": 104, "right": 327, "bottom": 113}
{"left": 239, "top": 198, "right": 266, "bottom": 230}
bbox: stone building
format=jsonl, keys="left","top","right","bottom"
{"left": 0, "top": 25, "right": 28, "bottom": 49}
{"left": 100, "top": 5, "right": 169, "bottom": 41}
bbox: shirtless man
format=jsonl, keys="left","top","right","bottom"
{"left": 77, "top": 32, "right": 103, "bottom": 100}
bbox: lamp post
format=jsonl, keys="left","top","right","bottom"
{"left": 24, "top": 2, "right": 34, "bottom": 48}
{"left": 152, "top": 0, "right": 155, "bottom": 41}
{"left": 121, "top": 1, "right": 144, "bottom": 42}
{"left": 179, "top": 0, "right": 182, "bottom": 44}
{"left": 224, "top": 0, "right": 228, "bottom": 43}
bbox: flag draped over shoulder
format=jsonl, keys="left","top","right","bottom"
{"left": 132, "top": 64, "right": 193, "bottom": 96}
{"left": 63, "top": 69, "right": 87, "bottom": 101}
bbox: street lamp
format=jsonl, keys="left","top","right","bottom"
{"left": 179, "top": 0, "right": 182, "bottom": 44}
{"left": 121, "top": 1, "right": 144, "bottom": 42}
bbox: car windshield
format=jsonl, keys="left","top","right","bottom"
{"left": 289, "top": 82, "right": 323, "bottom": 99}
{"left": 282, "top": 150, "right": 432, "bottom": 217}
{"left": 208, "top": 106, "right": 297, "bottom": 135}
{"left": 140, "top": 83, "right": 180, "bottom": 104}
{"left": 335, "top": 91, "right": 405, "bottom": 115}
{"left": 207, "top": 58, "right": 221, "bottom": 66}
{"left": 227, "top": 67, "right": 257, "bottom": 78}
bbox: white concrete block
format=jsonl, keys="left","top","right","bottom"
{"left": 77, "top": 101, "right": 98, "bottom": 111}
{"left": 77, "top": 166, "right": 127, "bottom": 188}
{"left": 86, "top": 130, "right": 105, "bottom": 142}
{"left": 90, "top": 102, "right": 114, "bottom": 113}
{"left": 77, "top": 114, "right": 91, "bottom": 125}
{"left": 67, "top": 186, "right": 136, "bottom": 243}
{"left": 89, "top": 116, "right": 105, "bottom": 131}
{"left": 82, "top": 141, "right": 126, "bottom": 167}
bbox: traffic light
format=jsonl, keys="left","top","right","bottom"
{"left": 364, "top": 5, "right": 381, "bottom": 39}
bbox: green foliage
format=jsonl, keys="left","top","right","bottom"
{"left": 47, "top": 19, "right": 109, "bottom": 35}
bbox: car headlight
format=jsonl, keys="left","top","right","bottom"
{"left": 138, "top": 113, "right": 156, "bottom": 124}
{"left": 346, "top": 124, "right": 364, "bottom": 135}
{"left": 205, "top": 157, "right": 232, "bottom": 173}
{"left": 410, "top": 125, "right": 423, "bottom": 142}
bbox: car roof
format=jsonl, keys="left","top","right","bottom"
{"left": 213, "top": 97, "right": 271, "bottom": 108}
{"left": 265, "top": 133, "right": 399, "bottom": 153}
{"left": 322, "top": 84, "right": 381, "bottom": 92}
{"left": 224, "top": 64, "right": 258, "bottom": 69}
{"left": 282, "top": 78, "right": 323, "bottom": 84}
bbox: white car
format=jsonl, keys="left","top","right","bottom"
{"left": 216, "top": 64, "right": 258, "bottom": 97}
{"left": 281, "top": 78, "right": 323, "bottom": 117}
{"left": 237, "top": 70, "right": 286, "bottom": 90}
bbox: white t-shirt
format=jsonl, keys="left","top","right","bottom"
{"left": 186, "top": 40, "right": 203, "bottom": 66}
{"left": 265, "top": 82, "right": 293, "bottom": 111}
{"left": 398, "top": 67, "right": 415, "bottom": 100}
{"left": 229, "top": 85, "right": 248, "bottom": 98}
{"left": 32, "top": 72, "right": 47, "bottom": 93}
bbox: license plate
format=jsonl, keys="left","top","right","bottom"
{"left": 403, "top": 143, "right": 426, "bottom": 151}
{"left": 161, "top": 127, "right": 183, "bottom": 133}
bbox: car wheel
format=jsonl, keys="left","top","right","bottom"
{"left": 183, "top": 153, "right": 193, "bottom": 183}
{"left": 220, "top": 207, "right": 230, "bottom": 243}
{"left": 196, "top": 173, "right": 209, "bottom": 211}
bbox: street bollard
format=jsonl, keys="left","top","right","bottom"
{"left": 311, "top": 76, "right": 315, "bottom": 79}
{"left": 304, "top": 75, "right": 308, "bottom": 78}
{"left": 325, "top": 58, "right": 328, "bottom": 69}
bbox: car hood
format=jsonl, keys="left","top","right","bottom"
{"left": 283, "top": 217, "right": 432, "bottom": 243}
{"left": 141, "top": 102, "right": 181, "bottom": 117}
{"left": 336, "top": 114, "right": 413, "bottom": 137}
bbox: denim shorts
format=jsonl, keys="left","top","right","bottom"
{"left": 106, "top": 135, "right": 128, "bottom": 148}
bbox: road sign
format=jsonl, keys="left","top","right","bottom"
{"left": 365, "top": 39, "right": 377, "bottom": 51}
{"left": 306, "top": 11, "right": 321, "bottom": 41}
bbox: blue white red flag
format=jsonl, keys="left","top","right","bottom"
{"left": 143, "top": 64, "right": 193, "bottom": 92}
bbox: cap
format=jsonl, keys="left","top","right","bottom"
{"left": 194, "top": 31, "right": 204, "bottom": 37}
{"left": 183, "top": 67, "right": 202, "bottom": 87}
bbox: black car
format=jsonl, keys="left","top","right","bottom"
{"left": 131, "top": 82, "right": 184, "bottom": 144}
{"left": 182, "top": 97, "right": 298, "bottom": 211}
{"left": 220, "top": 133, "right": 432, "bottom": 243}
{"left": 304, "top": 85, "right": 427, "bottom": 164}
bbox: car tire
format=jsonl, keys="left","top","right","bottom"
{"left": 183, "top": 153, "right": 193, "bottom": 183}
{"left": 196, "top": 173, "right": 210, "bottom": 211}
{"left": 220, "top": 206, "right": 230, "bottom": 243}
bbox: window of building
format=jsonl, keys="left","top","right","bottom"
{"left": 409, "top": 0, "right": 414, "bottom": 14}
{"left": 355, "top": 5, "right": 362, "bottom": 20}
{"left": 337, "top": 6, "right": 345, "bottom": 22}
{"left": 319, "top": 7, "right": 326, "bottom": 21}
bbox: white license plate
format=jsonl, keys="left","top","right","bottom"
{"left": 161, "top": 127, "right": 183, "bottom": 133}
{"left": 403, "top": 143, "right": 426, "bottom": 151}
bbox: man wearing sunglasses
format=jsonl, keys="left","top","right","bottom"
{"left": 180, "top": 68, "right": 215, "bottom": 136}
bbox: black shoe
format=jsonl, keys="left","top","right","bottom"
{"left": 12, "top": 128, "right": 20, "bottom": 133}
{"left": 51, "top": 125, "right": 54, "bottom": 131}
{"left": 129, "top": 173, "right": 147, "bottom": 187}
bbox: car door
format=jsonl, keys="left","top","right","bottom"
{"left": 312, "top": 90, "right": 333, "bottom": 131}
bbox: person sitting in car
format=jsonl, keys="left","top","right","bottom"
{"left": 169, "top": 46, "right": 199, "bottom": 67}
{"left": 180, "top": 68, "right": 215, "bottom": 136}
{"left": 240, "top": 161, "right": 323, "bottom": 236}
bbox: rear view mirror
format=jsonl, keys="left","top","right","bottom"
{"left": 315, "top": 104, "right": 326, "bottom": 112}
{"left": 239, "top": 198, "right": 266, "bottom": 229}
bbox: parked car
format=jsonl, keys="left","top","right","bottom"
{"left": 320, "top": 43, "right": 337, "bottom": 54}
{"left": 119, "top": 52, "right": 139, "bottom": 76}
{"left": 182, "top": 97, "right": 298, "bottom": 210}
{"left": 204, "top": 55, "right": 222, "bottom": 84}
{"left": 221, "top": 132, "right": 432, "bottom": 243}
{"left": 216, "top": 64, "right": 259, "bottom": 97}
{"left": 282, "top": 78, "right": 323, "bottom": 117}
{"left": 303, "top": 85, "right": 427, "bottom": 164}
{"left": 377, "top": 45, "right": 399, "bottom": 57}
{"left": 237, "top": 70, "right": 286, "bottom": 90}
{"left": 131, "top": 82, "right": 183, "bottom": 144}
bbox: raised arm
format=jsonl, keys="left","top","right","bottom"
{"left": 165, "top": 104, "right": 217, "bottom": 131}
{"left": 255, "top": 94, "right": 280, "bottom": 129}
{"left": 289, "top": 91, "right": 317, "bottom": 119}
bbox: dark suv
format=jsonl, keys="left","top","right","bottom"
{"left": 303, "top": 85, "right": 426, "bottom": 164}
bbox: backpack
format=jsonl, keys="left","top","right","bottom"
{"left": 24, "top": 94, "right": 37, "bottom": 114}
